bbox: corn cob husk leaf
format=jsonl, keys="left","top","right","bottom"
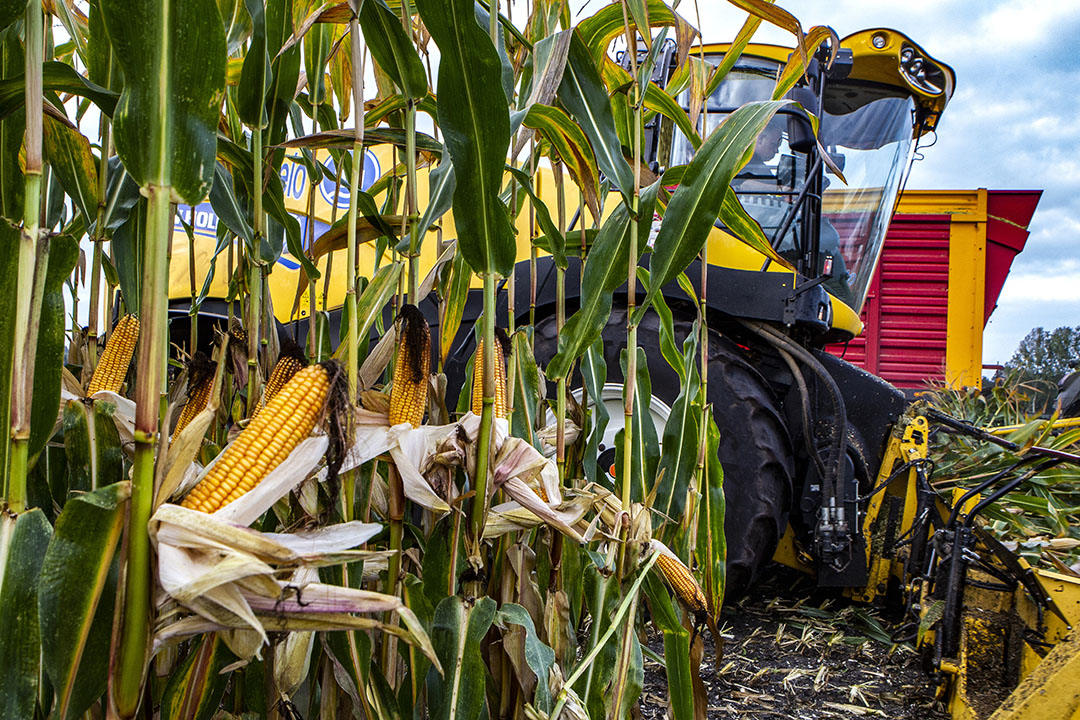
{"left": 149, "top": 506, "right": 438, "bottom": 665}
{"left": 85, "top": 390, "right": 136, "bottom": 446}
{"left": 359, "top": 328, "right": 397, "bottom": 390}
{"left": 196, "top": 435, "right": 328, "bottom": 527}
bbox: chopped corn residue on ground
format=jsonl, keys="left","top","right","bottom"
{"left": 641, "top": 568, "right": 946, "bottom": 720}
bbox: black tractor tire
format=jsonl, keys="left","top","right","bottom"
{"left": 535, "top": 307, "right": 794, "bottom": 599}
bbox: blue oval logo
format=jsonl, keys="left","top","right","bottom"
{"left": 319, "top": 148, "right": 379, "bottom": 209}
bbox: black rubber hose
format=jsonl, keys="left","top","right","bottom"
{"left": 737, "top": 320, "right": 847, "bottom": 499}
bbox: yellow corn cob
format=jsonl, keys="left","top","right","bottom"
{"left": 181, "top": 364, "right": 330, "bottom": 513}
{"left": 172, "top": 376, "right": 213, "bottom": 441}
{"left": 264, "top": 355, "right": 304, "bottom": 406}
{"left": 254, "top": 339, "right": 307, "bottom": 419}
{"left": 388, "top": 306, "right": 430, "bottom": 427}
{"left": 470, "top": 337, "right": 508, "bottom": 418}
{"left": 87, "top": 314, "right": 139, "bottom": 396}
{"left": 172, "top": 352, "right": 215, "bottom": 441}
{"left": 652, "top": 541, "right": 708, "bottom": 614}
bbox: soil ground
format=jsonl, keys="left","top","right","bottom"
{"left": 641, "top": 566, "right": 948, "bottom": 719}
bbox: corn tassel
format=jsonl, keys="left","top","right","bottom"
{"left": 86, "top": 314, "right": 139, "bottom": 396}
{"left": 181, "top": 363, "right": 330, "bottom": 513}
{"left": 651, "top": 540, "right": 708, "bottom": 614}
{"left": 470, "top": 335, "right": 508, "bottom": 418}
{"left": 388, "top": 305, "right": 430, "bottom": 428}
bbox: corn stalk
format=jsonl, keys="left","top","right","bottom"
{"left": 7, "top": 0, "right": 45, "bottom": 512}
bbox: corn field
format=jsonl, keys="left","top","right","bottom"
{"left": 0, "top": 0, "right": 833, "bottom": 717}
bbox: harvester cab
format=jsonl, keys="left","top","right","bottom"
{"left": 631, "top": 30, "right": 952, "bottom": 323}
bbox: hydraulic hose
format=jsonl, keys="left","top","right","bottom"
{"left": 736, "top": 319, "right": 847, "bottom": 501}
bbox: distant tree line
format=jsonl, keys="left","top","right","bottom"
{"left": 999, "top": 325, "right": 1080, "bottom": 413}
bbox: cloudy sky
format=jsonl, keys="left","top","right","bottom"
{"left": 608, "top": 0, "right": 1080, "bottom": 365}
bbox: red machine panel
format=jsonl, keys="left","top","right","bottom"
{"left": 827, "top": 215, "right": 952, "bottom": 388}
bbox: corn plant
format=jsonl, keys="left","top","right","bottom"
{"left": 0, "top": 0, "right": 833, "bottom": 718}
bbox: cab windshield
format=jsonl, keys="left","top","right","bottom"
{"left": 670, "top": 56, "right": 919, "bottom": 313}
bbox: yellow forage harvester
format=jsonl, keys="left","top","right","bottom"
{"left": 181, "top": 362, "right": 332, "bottom": 513}
{"left": 171, "top": 352, "right": 215, "bottom": 441}
{"left": 470, "top": 328, "right": 509, "bottom": 418}
{"left": 388, "top": 305, "right": 431, "bottom": 428}
{"left": 650, "top": 539, "right": 709, "bottom": 615}
{"left": 86, "top": 314, "right": 139, "bottom": 396}
{"left": 257, "top": 338, "right": 307, "bottom": 414}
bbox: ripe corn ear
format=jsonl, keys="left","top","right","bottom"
{"left": 87, "top": 314, "right": 139, "bottom": 396}
{"left": 172, "top": 377, "right": 213, "bottom": 441}
{"left": 652, "top": 541, "right": 708, "bottom": 613}
{"left": 470, "top": 337, "right": 508, "bottom": 418}
{"left": 181, "top": 364, "right": 330, "bottom": 513}
{"left": 254, "top": 344, "right": 306, "bottom": 418}
{"left": 388, "top": 306, "right": 430, "bottom": 427}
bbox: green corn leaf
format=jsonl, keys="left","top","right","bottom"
{"left": 160, "top": 634, "right": 236, "bottom": 720}
{"left": 99, "top": 0, "right": 226, "bottom": 202}
{"left": 426, "top": 595, "right": 497, "bottom": 720}
{"left": 697, "top": 410, "right": 727, "bottom": 610}
{"left": 545, "top": 205, "right": 628, "bottom": 380}
{"left": 641, "top": 573, "right": 695, "bottom": 720}
{"left": 521, "top": 103, "right": 601, "bottom": 223}
{"left": 86, "top": 0, "right": 120, "bottom": 90}
{"left": 279, "top": 127, "right": 444, "bottom": 159}
{"left": 110, "top": 197, "right": 145, "bottom": 312}
{"left": 401, "top": 574, "right": 436, "bottom": 710}
{"left": 0, "top": 0, "right": 22, "bottom": 35}
{"left": 303, "top": 13, "right": 332, "bottom": 107}
{"left": 416, "top": 0, "right": 515, "bottom": 277}
{"left": 237, "top": 0, "right": 272, "bottom": 128}
{"left": 208, "top": 162, "right": 254, "bottom": 246}
{"left": 30, "top": 235, "right": 79, "bottom": 463}
{"left": 38, "top": 482, "right": 130, "bottom": 720}
{"left": 578, "top": 555, "right": 621, "bottom": 717}
{"left": 637, "top": 268, "right": 684, "bottom": 381}
{"left": 0, "top": 510, "right": 53, "bottom": 720}
{"left": 644, "top": 80, "right": 701, "bottom": 150}
{"left": 654, "top": 331, "right": 702, "bottom": 533}
{"left": 581, "top": 338, "right": 609, "bottom": 487}
{"left": 360, "top": 0, "right": 428, "bottom": 100}
{"left": 0, "top": 62, "right": 119, "bottom": 121}
{"left": 637, "top": 100, "right": 791, "bottom": 322}
{"left": 42, "top": 115, "right": 99, "bottom": 222}
{"left": 354, "top": 263, "right": 404, "bottom": 344}
{"left": 218, "top": 0, "right": 253, "bottom": 55}
{"left": 507, "top": 165, "right": 565, "bottom": 269}
{"left": 509, "top": 329, "right": 542, "bottom": 448}
{"left": 0, "top": 28, "right": 23, "bottom": 224}
{"left": 404, "top": 158, "right": 455, "bottom": 254}
{"left": 216, "top": 136, "right": 310, "bottom": 276}
{"left": 577, "top": 0, "right": 698, "bottom": 66}
{"left": 62, "top": 399, "right": 124, "bottom": 496}
{"left": 439, "top": 249, "right": 472, "bottom": 366}
{"left": 558, "top": 32, "right": 634, "bottom": 207}
{"left": 265, "top": 0, "right": 301, "bottom": 148}
{"left": 546, "top": 181, "right": 658, "bottom": 380}
{"left": 615, "top": 346, "right": 661, "bottom": 504}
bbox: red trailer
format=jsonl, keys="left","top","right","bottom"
{"left": 825, "top": 189, "right": 1041, "bottom": 389}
